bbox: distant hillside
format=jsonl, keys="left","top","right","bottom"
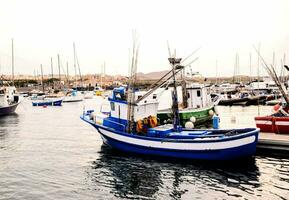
{"left": 136, "top": 70, "right": 170, "bottom": 80}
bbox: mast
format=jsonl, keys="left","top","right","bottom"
{"left": 51, "top": 57, "right": 54, "bottom": 89}
{"left": 181, "top": 62, "right": 187, "bottom": 108}
{"left": 126, "top": 33, "right": 139, "bottom": 133}
{"left": 11, "top": 38, "right": 14, "bottom": 86}
{"left": 249, "top": 53, "right": 252, "bottom": 83}
{"left": 40, "top": 64, "right": 44, "bottom": 93}
{"left": 168, "top": 56, "right": 182, "bottom": 132}
{"left": 73, "top": 42, "right": 82, "bottom": 87}
{"left": 66, "top": 61, "right": 69, "bottom": 85}
{"left": 73, "top": 42, "right": 77, "bottom": 86}
{"left": 215, "top": 59, "right": 218, "bottom": 85}
{"left": 57, "top": 54, "right": 61, "bottom": 89}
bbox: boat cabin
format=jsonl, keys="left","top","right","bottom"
{"left": 104, "top": 87, "right": 159, "bottom": 131}
{"left": 186, "top": 83, "right": 212, "bottom": 109}
{"left": 109, "top": 87, "right": 159, "bottom": 121}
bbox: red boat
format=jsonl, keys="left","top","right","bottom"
{"left": 255, "top": 116, "right": 289, "bottom": 134}
{"left": 255, "top": 105, "right": 289, "bottom": 134}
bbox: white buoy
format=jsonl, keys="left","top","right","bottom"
{"left": 209, "top": 110, "right": 214, "bottom": 116}
{"left": 185, "top": 121, "right": 194, "bottom": 129}
{"left": 190, "top": 116, "right": 196, "bottom": 123}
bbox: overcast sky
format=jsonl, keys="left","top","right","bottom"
{"left": 0, "top": 0, "right": 289, "bottom": 77}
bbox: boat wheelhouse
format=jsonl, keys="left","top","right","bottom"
{"left": 158, "top": 83, "right": 218, "bottom": 127}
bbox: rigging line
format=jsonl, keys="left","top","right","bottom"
{"left": 180, "top": 46, "right": 202, "bottom": 64}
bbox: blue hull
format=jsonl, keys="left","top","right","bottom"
{"left": 96, "top": 127, "right": 257, "bottom": 161}
{"left": 32, "top": 99, "right": 62, "bottom": 106}
{"left": 81, "top": 116, "right": 259, "bottom": 161}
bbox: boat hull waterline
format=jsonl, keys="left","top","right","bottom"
{"left": 81, "top": 114, "right": 259, "bottom": 160}
{"left": 0, "top": 102, "right": 20, "bottom": 115}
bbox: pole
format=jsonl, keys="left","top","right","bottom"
{"left": 57, "top": 54, "right": 61, "bottom": 89}
{"left": 11, "top": 38, "right": 14, "bottom": 86}
{"left": 51, "top": 57, "right": 54, "bottom": 89}
{"left": 73, "top": 42, "right": 77, "bottom": 86}
{"left": 40, "top": 64, "right": 44, "bottom": 93}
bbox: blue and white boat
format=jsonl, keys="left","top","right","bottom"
{"left": 81, "top": 87, "right": 259, "bottom": 160}
{"left": 32, "top": 98, "right": 63, "bottom": 106}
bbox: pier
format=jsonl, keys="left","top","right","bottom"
{"left": 257, "top": 132, "right": 289, "bottom": 151}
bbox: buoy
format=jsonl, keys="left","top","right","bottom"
{"left": 185, "top": 121, "right": 194, "bottom": 129}
{"left": 209, "top": 110, "right": 214, "bottom": 116}
{"left": 213, "top": 115, "right": 220, "bottom": 129}
{"left": 190, "top": 116, "right": 196, "bottom": 123}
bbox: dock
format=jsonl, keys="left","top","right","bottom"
{"left": 257, "top": 132, "right": 289, "bottom": 152}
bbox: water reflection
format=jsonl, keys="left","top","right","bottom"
{"left": 0, "top": 113, "right": 19, "bottom": 138}
{"left": 89, "top": 146, "right": 162, "bottom": 199}
{"left": 88, "top": 145, "right": 261, "bottom": 199}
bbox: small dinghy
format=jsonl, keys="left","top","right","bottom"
{"left": 32, "top": 98, "right": 63, "bottom": 106}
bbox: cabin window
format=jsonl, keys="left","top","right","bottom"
{"left": 153, "top": 94, "right": 157, "bottom": 99}
{"left": 110, "top": 102, "right": 115, "bottom": 111}
{"left": 187, "top": 92, "right": 190, "bottom": 98}
{"left": 197, "top": 90, "right": 201, "bottom": 97}
{"left": 137, "top": 95, "right": 142, "bottom": 100}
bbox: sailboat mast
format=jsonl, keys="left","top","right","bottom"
{"left": 73, "top": 42, "right": 77, "bottom": 86}
{"left": 66, "top": 61, "right": 69, "bottom": 85}
{"left": 249, "top": 53, "right": 252, "bottom": 83}
{"left": 51, "top": 57, "right": 54, "bottom": 89}
{"left": 11, "top": 38, "right": 14, "bottom": 86}
{"left": 40, "top": 64, "right": 44, "bottom": 93}
{"left": 57, "top": 54, "right": 61, "bottom": 89}
{"left": 73, "top": 43, "right": 82, "bottom": 87}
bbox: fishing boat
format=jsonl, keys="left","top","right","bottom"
{"left": 0, "top": 86, "right": 21, "bottom": 115}
{"left": 81, "top": 86, "right": 259, "bottom": 160}
{"left": 157, "top": 83, "right": 219, "bottom": 127}
{"left": 32, "top": 98, "right": 63, "bottom": 106}
{"left": 81, "top": 44, "right": 259, "bottom": 160}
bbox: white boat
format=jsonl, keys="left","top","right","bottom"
{"left": 0, "top": 86, "right": 21, "bottom": 115}
{"left": 63, "top": 90, "right": 83, "bottom": 102}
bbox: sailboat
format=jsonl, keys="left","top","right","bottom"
{"left": 81, "top": 40, "right": 259, "bottom": 160}
{"left": 63, "top": 43, "right": 84, "bottom": 103}
{"left": 0, "top": 39, "right": 21, "bottom": 115}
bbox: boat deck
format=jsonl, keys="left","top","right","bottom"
{"left": 257, "top": 132, "right": 289, "bottom": 151}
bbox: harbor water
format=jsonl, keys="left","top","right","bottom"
{"left": 0, "top": 98, "right": 288, "bottom": 199}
